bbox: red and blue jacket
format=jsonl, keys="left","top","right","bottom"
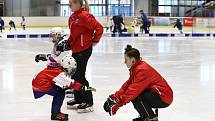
{"left": 32, "top": 67, "right": 82, "bottom": 93}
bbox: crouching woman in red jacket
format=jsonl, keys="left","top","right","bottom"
{"left": 104, "top": 45, "right": 173, "bottom": 121}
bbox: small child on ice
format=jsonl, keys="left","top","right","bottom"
{"left": 32, "top": 27, "right": 95, "bottom": 121}
{"left": 33, "top": 54, "right": 95, "bottom": 121}
{"left": 174, "top": 19, "right": 183, "bottom": 34}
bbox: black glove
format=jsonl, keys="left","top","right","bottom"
{"left": 56, "top": 40, "right": 70, "bottom": 52}
{"left": 35, "top": 54, "right": 48, "bottom": 63}
{"left": 103, "top": 95, "right": 116, "bottom": 113}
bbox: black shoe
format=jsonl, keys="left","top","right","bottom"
{"left": 51, "top": 112, "right": 68, "bottom": 121}
{"left": 67, "top": 99, "right": 81, "bottom": 109}
{"left": 77, "top": 103, "right": 94, "bottom": 113}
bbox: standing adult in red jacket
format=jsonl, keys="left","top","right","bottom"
{"left": 104, "top": 45, "right": 173, "bottom": 121}
{"left": 65, "top": 0, "right": 103, "bottom": 113}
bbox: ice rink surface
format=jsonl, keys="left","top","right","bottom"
{"left": 0, "top": 36, "right": 215, "bottom": 121}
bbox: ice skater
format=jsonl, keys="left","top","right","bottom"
{"left": 56, "top": 0, "right": 103, "bottom": 113}
{"left": 104, "top": 45, "right": 173, "bottom": 121}
{"left": 21, "top": 16, "right": 26, "bottom": 30}
{"left": 33, "top": 27, "right": 96, "bottom": 121}
{"left": 140, "top": 10, "right": 149, "bottom": 34}
{"left": 33, "top": 54, "right": 96, "bottom": 121}
{"left": 0, "top": 17, "right": 4, "bottom": 32}
{"left": 133, "top": 17, "right": 139, "bottom": 33}
{"left": 147, "top": 19, "right": 151, "bottom": 33}
{"left": 106, "top": 17, "right": 113, "bottom": 32}
{"left": 174, "top": 19, "right": 183, "bottom": 34}
{"left": 128, "top": 17, "right": 138, "bottom": 33}
{"left": 113, "top": 15, "right": 125, "bottom": 34}
{"left": 9, "top": 18, "right": 16, "bottom": 31}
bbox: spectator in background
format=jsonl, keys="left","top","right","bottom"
{"left": 21, "top": 16, "right": 26, "bottom": 30}
{"left": 0, "top": 17, "right": 4, "bottom": 32}
{"left": 139, "top": 10, "right": 149, "bottom": 34}
{"left": 9, "top": 18, "right": 16, "bottom": 31}
{"left": 174, "top": 19, "right": 183, "bottom": 34}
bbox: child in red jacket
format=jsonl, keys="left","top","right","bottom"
{"left": 104, "top": 45, "right": 173, "bottom": 121}
{"left": 33, "top": 54, "right": 95, "bottom": 121}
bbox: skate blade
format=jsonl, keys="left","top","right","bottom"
{"left": 77, "top": 107, "right": 94, "bottom": 113}
{"left": 67, "top": 104, "right": 79, "bottom": 110}
{"left": 150, "top": 117, "right": 158, "bottom": 121}
{"left": 66, "top": 94, "right": 74, "bottom": 98}
{"left": 51, "top": 119, "right": 68, "bottom": 121}
{"left": 51, "top": 117, "right": 69, "bottom": 121}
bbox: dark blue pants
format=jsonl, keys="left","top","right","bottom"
{"left": 34, "top": 85, "right": 65, "bottom": 114}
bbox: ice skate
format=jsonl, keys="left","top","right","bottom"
{"left": 67, "top": 99, "right": 81, "bottom": 109}
{"left": 65, "top": 89, "right": 74, "bottom": 98}
{"left": 77, "top": 103, "right": 94, "bottom": 113}
{"left": 132, "top": 117, "right": 158, "bottom": 121}
{"left": 51, "top": 112, "right": 68, "bottom": 121}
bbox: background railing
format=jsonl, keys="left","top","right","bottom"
{"left": 1, "top": 16, "right": 215, "bottom": 34}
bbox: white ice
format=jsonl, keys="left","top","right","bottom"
{"left": 0, "top": 35, "right": 215, "bottom": 121}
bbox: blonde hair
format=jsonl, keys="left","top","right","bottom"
{"left": 72, "top": 0, "right": 89, "bottom": 11}
{"left": 83, "top": 0, "right": 89, "bottom": 11}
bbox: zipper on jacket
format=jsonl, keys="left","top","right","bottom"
{"left": 81, "top": 34, "right": 84, "bottom": 47}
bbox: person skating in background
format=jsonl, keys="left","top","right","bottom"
{"left": 56, "top": 0, "right": 103, "bottom": 113}
{"left": 0, "top": 17, "right": 4, "bottom": 32}
{"left": 9, "top": 18, "right": 16, "bottom": 31}
{"left": 139, "top": 10, "right": 149, "bottom": 34}
{"left": 0, "top": 17, "right": 5, "bottom": 30}
{"left": 33, "top": 54, "right": 96, "bottom": 121}
{"left": 147, "top": 19, "right": 151, "bottom": 33}
{"left": 107, "top": 17, "right": 113, "bottom": 32}
{"left": 128, "top": 17, "right": 138, "bottom": 33}
{"left": 104, "top": 45, "right": 173, "bottom": 121}
{"left": 119, "top": 14, "right": 127, "bottom": 33}
{"left": 113, "top": 15, "right": 125, "bottom": 34}
{"left": 21, "top": 16, "right": 26, "bottom": 30}
{"left": 133, "top": 17, "right": 139, "bottom": 33}
{"left": 174, "top": 19, "right": 183, "bottom": 34}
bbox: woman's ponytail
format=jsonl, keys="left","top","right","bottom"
{"left": 83, "top": 0, "right": 89, "bottom": 11}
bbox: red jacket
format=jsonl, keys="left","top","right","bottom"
{"left": 68, "top": 8, "right": 104, "bottom": 53}
{"left": 114, "top": 61, "right": 173, "bottom": 106}
{"left": 32, "top": 67, "right": 82, "bottom": 92}
{"left": 32, "top": 67, "right": 62, "bottom": 92}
